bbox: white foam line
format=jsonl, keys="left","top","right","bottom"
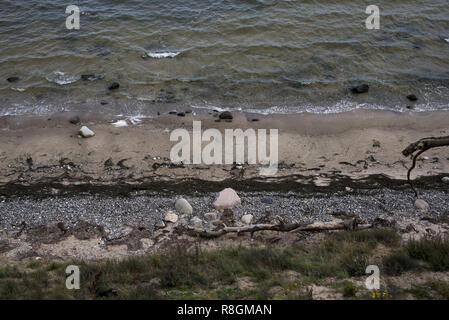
{"left": 147, "top": 51, "right": 180, "bottom": 59}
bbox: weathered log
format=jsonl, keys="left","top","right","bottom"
{"left": 402, "top": 136, "right": 449, "bottom": 157}
{"left": 402, "top": 136, "right": 449, "bottom": 197}
{"left": 180, "top": 220, "right": 372, "bottom": 238}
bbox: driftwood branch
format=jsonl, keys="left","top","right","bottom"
{"left": 180, "top": 220, "right": 373, "bottom": 239}
{"left": 402, "top": 136, "right": 449, "bottom": 197}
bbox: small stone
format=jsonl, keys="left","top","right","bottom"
{"left": 372, "top": 140, "right": 381, "bottom": 148}
{"left": 104, "top": 158, "right": 114, "bottom": 167}
{"left": 406, "top": 94, "right": 418, "bottom": 101}
{"left": 175, "top": 198, "right": 193, "bottom": 215}
{"left": 441, "top": 177, "right": 449, "bottom": 184}
{"left": 7, "top": 76, "right": 20, "bottom": 83}
{"left": 69, "top": 116, "right": 80, "bottom": 124}
{"left": 164, "top": 211, "right": 179, "bottom": 223}
{"left": 78, "top": 126, "right": 95, "bottom": 138}
{"left": 108, "top": 82, "right": 120, "bottom": 90}
{"left": 241, "top": 214, "right": 253, "bottom": 225}
{"left": 351, "top": 84, "right": 369, "bottom": 94}
{"left": 261, "top": 197, "right": 273, "bottom": 204}
{"left": 345, "top": 187, "right": 353, "bottom": 192}
{"left": 177, "top": 112, "right": 185, "bottom": 117}
{"left": 406, "top": 105, "right": 414, "bottom": 110}
{"left": 204, "top": 212, "right": 218, "bottom": 222}
{"left": 219, "top": 111, "right": 233, "bottom": 120}
{"left": 155, "top": 221, "right": 166, "bottom": 229}
{"left": 414, "top": 199, "right": 430, "bottom": 213}
{"left": 190, "top": 216, "right": 203, "bottom": 229}
{"left": 213, "top": 188, "right": 241, "bottom": 210}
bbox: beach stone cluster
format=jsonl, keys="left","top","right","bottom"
{"left": 156, "top": 188, "right": 253, "bottom": 232}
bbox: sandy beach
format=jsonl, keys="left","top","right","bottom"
{"left": 0, "top": 108, "right": 448, "bottom": 260}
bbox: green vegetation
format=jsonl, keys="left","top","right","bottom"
{"left": 0, "top": 229, "right": 447, "bottom": 300}
{"left": 382, "top": 236, "right": 449, "bottom": 275}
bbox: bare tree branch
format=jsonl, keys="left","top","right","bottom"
{"left": 402, "top": 136, "right": 449, "bottom": 197}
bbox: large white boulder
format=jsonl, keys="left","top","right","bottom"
{"left": 213, "top": 188, "right": 241, "bottom": 210}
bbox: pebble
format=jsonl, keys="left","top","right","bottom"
{"left": 219, "top": 111, "right": 233, "bottom": 120}
{"left": 78, "top": 126, "right": 95, "bottom": 138}
{"left": 261, "top": 197, "right": 273, "bottom": 204}
{"left": 164, "top": 211, "right": 179, "bottom": 224}
{"left": 175, "top": 198, "right": 193, "bottom": 215}
{"left": 108, "top": 82, "right": 120, "bottom": 90}
{"left": 204, "top": 212, "right": 218, "bottom": 221}
{"left": 155, "top": 221, "right": 166, "bottom": 229}
{"left": 414, "top": 199, "right": 430, "bottom": 213}
{"left": 241, "top": 214, "right": 254, "bottom": 225}
{"left": 406, "top": 94, "right": 418, "bottom": 101}
{"left": 351, "top": 84, "right": 369, "bottom": 94}
{"left": 7, "top": 76, "right": 20, "bottom": 83}
{"left": 442, "top": 177, "right": 449, "bottom": 184}
{"left": 69, "top": 116, "right": 80, "bottom": 125}
{"left": 190, "top": 216, "right": 203, "bottom": 228}
{"left": 213, "top": 188, "right": 241, "bottom": 210}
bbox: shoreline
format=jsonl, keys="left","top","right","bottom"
{"left": 1, "top": 108, "right": 449, "bottom": 189}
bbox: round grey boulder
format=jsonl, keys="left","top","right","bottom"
{"left": 414, "top": 199, "right": 430, "bottom": 213}
{"left": 175, "top": 198, "right": 193, "bottom": 215}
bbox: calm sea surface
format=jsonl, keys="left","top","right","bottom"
{"left": 0, "top": 0, "right": 448, "bottom": 117}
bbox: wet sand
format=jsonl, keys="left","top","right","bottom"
{"left": 1, "top": 108, "right": 449, "bottom": 188}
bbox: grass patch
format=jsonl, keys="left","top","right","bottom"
{"left": 0, "top": 228, "right": 406, "bottom": 300}
{"left": 406, "top": 236, "right": 449, "bottom": 271}
{"left": 383, "top": 251, "right": 421, "bottom": 276}
{"left": 382, "top": 236, "right": 449, "bottom": 275}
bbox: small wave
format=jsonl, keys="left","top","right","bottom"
{"left": 45, "top": 71, "right": 79, "bottom": 85}
{"left": 146, "top": 51, "right": 180, "bottom": 59}
{"left": 11, "top": 87, "right": 25, "bottom": 92}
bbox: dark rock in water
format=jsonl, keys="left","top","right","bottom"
{"left": 406, "top": 94, "right": 418, "bottom": 101}
{"left": 219, "top": 111, "right": 233, "bottom": 120}
{"left": 7, "top": 76, "right": 20, "bottom": 83}
{"left": 81, "top": 74, "right": 104, "bottom": 81}
{"left": 185, "top": 110, "right": 192, "bottom": 114}
{"left": 169, "top": 111, "right": 177, "bottom": 115}
{"left": 406, "top": 105, "right": 414, "bottom": 110}
{"left": 351, "top": 84, "right": 369, "bottom": 94}
{"left": 69, "top": 116, "right": 81, "bottom": 124}
{"left": 108, "top": 82, "right": 120, "bottom": 90}
{"left": 251, "top": 118, "right": 260, "bottom": 122}
{"left": 100, "top": 100, "right": 108, "bottom": 105}
{"left": 177, "top": 112, "right": 185, "bottom": 117}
